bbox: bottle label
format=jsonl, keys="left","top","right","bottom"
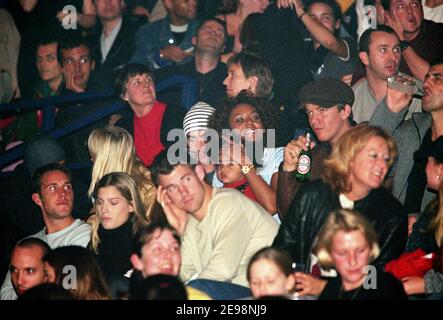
{"left": 297, "top": 155, "right": 311, "bottom": 174}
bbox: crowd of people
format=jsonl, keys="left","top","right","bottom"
{"left": 1, "top": 0, "right": 443, "bottom": 300}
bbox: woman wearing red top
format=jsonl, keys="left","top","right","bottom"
{"left": 114, "top": 64, "right": 185, "bottom": 167}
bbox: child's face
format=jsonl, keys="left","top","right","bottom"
{"left": 249, "top": 258, "right": 295, "bottom": 298}
{"left": 216, "top": 163, "right": 243, "bottom": 184}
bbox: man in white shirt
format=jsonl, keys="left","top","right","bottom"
{"left": 0, "top": 163, "right": 91, "bottom": 300}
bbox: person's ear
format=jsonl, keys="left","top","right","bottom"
{"left": 91, "top": 59, "right": 95, "bottom": 71}
{"left": 130, "top": 254, "right": 143, "bottom": 271}
{"left": 128, "top": 201, "right": 134, "bottom": 213}
{"left": 341, "top": 104, "right": 352, "bottom": 119}
{"left": 359, "top": 52, "right": 369, "bottom": 66}
{"left": 192, "top": 36, "right": 196, "bottom": 46}
{"left": 32, "top": 193, "right": 43, "bottom": 207}
{"left": 248, "top": 76, "right": 258, "bottom": 93}
{"left": 195, "top": 165, "right": 206, "bottom": 181}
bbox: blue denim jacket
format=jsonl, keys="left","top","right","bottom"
{"left": 129, "top": 17, "right": 199, "bottom": 70}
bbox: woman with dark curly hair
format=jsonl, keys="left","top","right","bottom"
{"left": 208, "top": 90, "right": 283, "bottom": 217}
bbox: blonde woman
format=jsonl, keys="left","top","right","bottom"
{"left": 90, "top": 172, "right": 147, "bottom": 286}
{"left": 88, "top": 125, "right": 158, "bottom": 223}
{"left": 273, "top": 124, "right": 408, "bottom": 296}
{"left": 315, "top": 209, "right": 407, "bottom": 300}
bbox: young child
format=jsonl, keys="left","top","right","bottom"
{"left": 216, "top": 159, "right": 258, "bottom": 202}
{"left": 247, "top": 247, "right": 295, "bottom": 299}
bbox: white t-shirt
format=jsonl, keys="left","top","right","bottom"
{"left": 0, "top": 219, "right": 91, "bottom": 300}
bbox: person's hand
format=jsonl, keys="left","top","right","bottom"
{"left": 160, "top": 46, "right": 192, "bottom": 63}
{"left": 341, "top": 73, "right": 353, "bottom": 86}
{"left": 402, "top": 276, "right": 425, "bottom": 295}
{"left": 408, "top": 214, "right": 418, "bottom": 236}
{"left": 294, "top": 272, "right": 326, "bottom": 296}
{"left": 386, "top": 79, "right": 414, "bottom": 113}
{"left": 220, "top": 138, "right": 253, "bottom": 167}
{"left": 276, "top": 0, "right": 295, "bottom": 9}
{"left": 64, "top": 69, "right": 85, "bottom": 93}
{"left": 157, "top": 186, "right": 189, "bottom": 235}
{"left": 283, "top": 136, "right": 315, "bottom": 172}
{"left": 384, "top": 10, "right": 405, "bottom": 40}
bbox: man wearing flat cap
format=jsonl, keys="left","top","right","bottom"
{"left": 277, "top": 78, "right": 368, "bottom": 217}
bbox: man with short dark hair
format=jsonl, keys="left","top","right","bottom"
{"left": 155, "top": 17, "right": 227, "bottom": 107}
{"left": 130, "top": 0, "right": 199, "bottom": 69}
{"left": 0, "top": 163, "right": 91, "bottom": 300}
{"left": 151, "top": 153, "right": 278, "bottom": 288}
{"left": 8, "top": 238, "right": 51, "bottom": 298}
{"left": 58, "top": 35, "right": 96, "bottom": 93}
{"left": 352, "top": 26, "right": 422, "bottom": 123}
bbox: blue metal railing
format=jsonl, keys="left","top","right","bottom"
{"left": 0, "top": 75, "right": 197, "bottom": 170}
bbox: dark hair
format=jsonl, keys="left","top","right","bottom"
{"left": 31, "top": 163, "right": 71, "bottom": 194}
{"left": 36, "top": 35, "right": 60, "bottom": 50}
{"left": 132, "top": 223, "right": 181, "bottom": 257}
{"left": 359, "top": 25, "right": 398, "bottom": 53}
{"left": 239, "top": 13, "right": 263, "bottom": 55}
{"left": 43, "top": 246, "right": 110, "bottom": 300}
{"left": 114, "top": 63, "right": 155, "bottom": 99}
{"left": 217, "top": 0, "right": 238, "bottom": 14}
{"left": 227, "top": 52, "right": 274, "bottom": 98}
{"left": 57, "top": 34, "right": 93, "bottom": 65}
{"left": 150, "top": 152, "right": 195, "bottom": 186}
{"left": 129, "top": 274, "right": 188, "bottom": 300}
{"left": 308, "top": 0, "right": 342, "bottom": 21}
{"left": 19, "top": 283, "right": 74, "bottom": 300}
{"left": 209, "top": 91, "right": 279, "bottom": 139}
{"left": 16, "top": 237, "right": 51, "bottom": 254}
{"left": 247, "top": 247, "right": 293, "bottom": 282}
{"left": 197, "top": 17, "right": 227, "bottom": 37}
{"left": 430, "top": 56, "right": 443, "bottom": 68}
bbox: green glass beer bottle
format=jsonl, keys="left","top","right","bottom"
{"left": 295, "top": 133, "right": 312, "bottom": 182}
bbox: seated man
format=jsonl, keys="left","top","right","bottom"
{"left": 8, "top": 238, "right": 51, "bottom": 298}
{"left": 129, "top": 0, "right": 199, "bottom": 70}
{"left": 89, "top": 0, "right": 143, "bottom": 89}
{"left": 56, "top": 35, "right": 116, "bottom": 163}
{"left": 155, "top": 17, "right": 227, "bottom": 108}
{"left": 150, "top": 153, "right": 279, "bottom": 288}
{"left": 0, "top": 163, "right": 91, "bottom": 300}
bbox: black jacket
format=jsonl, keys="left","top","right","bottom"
{"left": 273, "top": 180, "right": 408, "bottom": 268}
{"left": 89, "top": 16, "right": 142, "bottom": 90}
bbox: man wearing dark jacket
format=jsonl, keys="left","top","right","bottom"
{"left": 89, "top": 0, "right": 143, "bottom": 90}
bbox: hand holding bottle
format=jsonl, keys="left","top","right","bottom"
{"left": 283, "top": 133, "right": 316, "bottom": 172}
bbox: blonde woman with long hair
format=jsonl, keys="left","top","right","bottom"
{"left": 88, "top": 125, "right": 158, "bottom": 223}
{"left": 90, "top": 172, "right": 147, "bottom": 286}
{"left": 273, "top": 124, "right": 408, "bottom": 297}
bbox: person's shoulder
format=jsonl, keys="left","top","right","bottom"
{"left": 352, "top": 77, "right": 368, "bottom": 91}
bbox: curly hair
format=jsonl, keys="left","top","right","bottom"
{"left": 209, "top": 90, "right": 279, "bottom": 143}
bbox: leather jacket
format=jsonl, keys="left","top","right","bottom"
{"left": 273, "top": 180, "right": 408, "bottom": 268}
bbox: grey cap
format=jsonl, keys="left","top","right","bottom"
{"left": 24, "top": 135, "right": 66, "bottom": 177}
{"left": 298, "top": 78, "right": 355, "bottom": 108}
